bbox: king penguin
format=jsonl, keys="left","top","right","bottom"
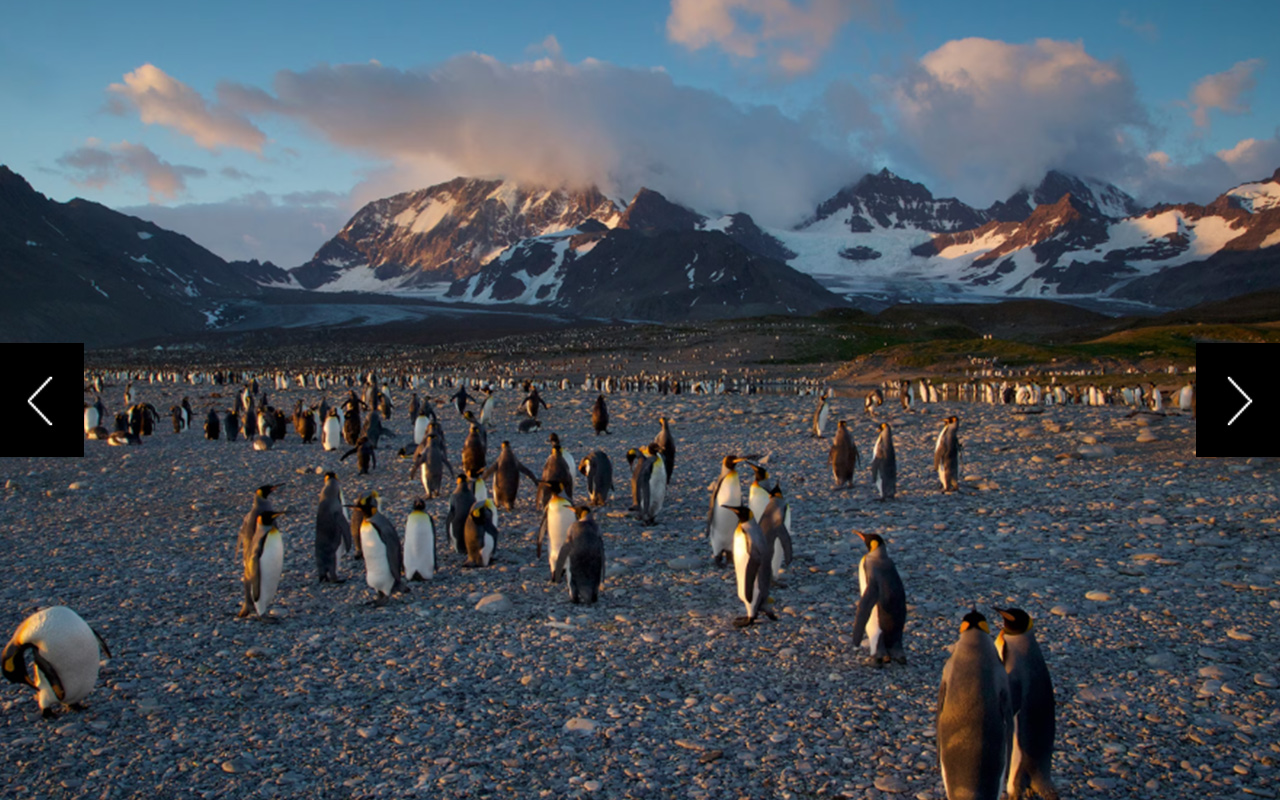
{"left": 829, "top": 420, "right": 859, "bottom": 489}
{"left": 446, "top": 474, "right": 476, "bottom": 556}
{"left": 726, "top": 504, "right": 776, "bottom": 628}
{"left": 746, "top": 464, "right": 772, "bottom": 523}
{"left": 851, "top": 531, "right": 907, "bottom": 665}
{"left": 707, "top": 455, "right": 751, "bottom": 565}
{"left": 757, "top": 482, "right": 793, "bottom": 584}
{"left": 655, "top": 417, "right": 676, "bottom": 483}
{"left": 350, "top": 495, "right": 407, "bottom": 605}
{"left": 577, "top": 449, "right": 614, "bottom": 507}
{"left": 314, "top": 472, "right": 347, "bottom": 584}
{"left": 994, "top": 607, "right": 1059, "bottom": 800}
{"left": 557, "top": 505, "right": 604, "bottom": 604}
{"left": 243, "top": 510, "right": 287, "bottom": 620}
{"left": 634, "top": 443, "right": 667, "bottom": 525}
{"left": 3, "top": 607, "right": 111, "bottom": 718}
{"left": 591, "top": 394, "right": 610, "bottom": 435}
{"left": 937, "top": 609, "right": 1013, "bottom": 800}
{"left": 322, "top": 409, "right": 342, "bottom": 452}
{"left": 537, "top": 480, "right": 575, "bottom": 582}
{"left": 236, "top": 484, "right": 282, "bottom": 567}
{"left": 490, "top": 440, "right": 538, "bottom": 510}
{"left": 870, "top": 422, "right": 897, "bottom": 500}
{"left": 464, "top": 498, "right": 500, "bottom": 567}
{"left": 812, "top": 390, "right": 831, "bottom": 438}
{"left": 403, "top": 498, "right": 437, "bottom": 581}
{"left": 934, "top": 416, "right": 961, "bottom": 493}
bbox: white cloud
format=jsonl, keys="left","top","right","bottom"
{"left": 666, "top": 0, "right": 890, "bottom": 76}
{"left": 107, "top": 64, "right": 266, "bottom": 152}
{"left": 876, "top": 38, "right": 1150, "bottom": 205}
{"left": 1187, "top": 59, "right": 1265, "bottom": 128}
{"left": 58, "top": 140, "right": 206, "bottom": 200}
{"left": 216, "top": 54, "right": 862, "bottom": 226}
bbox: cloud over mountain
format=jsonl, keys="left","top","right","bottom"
{"left": 58, "top": 139, "right": 206, "bottom": 200}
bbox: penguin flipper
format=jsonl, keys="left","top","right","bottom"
{"left": 340, "top": 447, "right": 357, "bottom": 462}
{"left": 536, "top": 509, "right": 548, "bottom": 559}
{"left": 743, "top": 556, "right": 759, "bottom": 605}
{"left": 519, "top": 463, "right": 539, "bottom": 483}
{"left": 32, "top": 650, "right": 67, "bottom": 702}
{"left": 90, "top": 626, "right": 113, "bottom": 660}
{"left": 851, "top": 580, "right": 880, "bottom": 645}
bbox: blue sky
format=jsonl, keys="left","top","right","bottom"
{"left": 2, "top": 0, "right": 1276, "bottom": 265}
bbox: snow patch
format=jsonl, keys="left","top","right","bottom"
{"left": 1262, "top": 229, "right": 1280, "bottom": 249}
{"left": 25, "top": 240, "right": 38, "bottom": 247}
{"left": 1228, "top": 180, "right": 1280, "bottom": 213}
{"left": 393, "top": 198, "right": 456, "bottom": 234}
{"left": 137, "top": 231, "right": 153, "bottom": 240}
{"left": 701, "top": 215, "right": 733, "bottom": 233}
{"left": 130, "top": 254, "right": 154, "bottom": 264}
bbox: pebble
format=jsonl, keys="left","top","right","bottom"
{"left": 475, "top": 593, "right": 512, "bottom": 613}
{"left": 874, "top": 775, "right": 909, "bottom": 793}
{"left": 1255, "top": 673, "right": 1278, "bottom": 688}
{"left": 1077, "top": 444, "right": 1116, "bottom": 459}
{"left": 1085, "top": 591, "right": 1112, "bottom": 602}
{"left": 667, "top": 556, "right": 701, "bottom": 570}
{"left": 564, "top": 718, "right": 597, "bottom": 734}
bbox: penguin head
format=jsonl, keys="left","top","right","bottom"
{"left": 626, "top": 448, "right": 639, "bottom": 465}
{"left": 572, "top": 505, "right": 594, "bottom": 521}
{"left": 577, "top": 458, "right": 590, "bottom": 476}
{"left": 750, "top": 464, "right": 768, "bottom": 483}
{"left": 256, "top": 484, "right": 282, "bottom": 499}
{"left": 541, "top": 479, "right": 566, "bottom": 496}
{"left": 993, "top": 607, "right": 1033, "bottom": 635}
{"left": 323, "top": 471, "right": 337, "bottom": 482}
{"left": 412, "top": 498, "right": 427, "bottom": 512}
{"left": 720, "top": 504, "right": 753, "bottom": 523}
{"left": 722, "top": 455, "right": 742, "bottom": 470}
{"left": 769, "top": 482, "right": 784, "bottom": 498}
{"left": 959, "top": 609, "right": 990, "bottom": 634}
{"left": 855, "top": 530, "right": 884, "bottom": 551}
{"left": 257, "top": 510, "right": 287, "bottom": 529}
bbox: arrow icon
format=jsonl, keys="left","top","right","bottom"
{"left": 27, "top": 376, "right": 51, "bottom": 426}
{"left": 1228, "top": 376, "right": 1252, "bottom": 426}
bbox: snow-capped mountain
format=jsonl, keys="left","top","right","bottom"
{"left": 986, "top": 170, "right": 1145, "bottom": 222}
{"left": 290, "top": 178, "right": 622, "bottom": 291}
{"left": 446, "top": 188, "right": 841, "bottom": 320}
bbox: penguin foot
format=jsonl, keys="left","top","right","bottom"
{"left": 41, "top": 708, "right": 56, "bottom": 720}
{"left": 732, "top": 616, "right": 755, "bottom": 629}
{"left": 763, "top": 609, "right": 778, "bottom": 621}
{"left": 773, "top": 579, "right": 789, "bottom": 589}
{"left": 236, "top": 606, "right": 254, "bottom": 619}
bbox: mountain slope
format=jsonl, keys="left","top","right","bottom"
{"left": 0, "top": 165, "right": 266, "bottom": 345}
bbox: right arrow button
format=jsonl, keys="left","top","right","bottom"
{"left": 1227, "top": 376, "right": 1252, "bottom": 426}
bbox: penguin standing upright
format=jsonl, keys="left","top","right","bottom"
{"left": 577, "top": 450, "right": 613, "bottom": 507}
{"left": 634, "top": 444, "right": 667, "bottom": 525}
{"left": 314, "top": 472, "right": 347, "bottom": 583}
{"left": 994, "top": 608, "right": 1059, "bottom": 800}
{"left": 350, "top": 495, "right": 407, "bottom": 605}
{"left": 870, "top": 422, "right": 897, "bottom": 500}
{"left": 236, "top": 484, "right": 282, "bottom": 567}
{"left": 537, "top": 438, "right": 575, "bottom": 509}
{"left": 850, "top": 531, "right": 907, "bottom": 665}
{"left": 537, "top": 480, "right": 575, "bottom": 582}
{"left": 934, "top": 416, "right": 961, "bottom": 493}
{"left": 829, "top": 420, "right": 859, "bottom": 489}
{"left": 243, "top": 510, "right": 287, "bottom": 620}
{"left": 591, "top": 394, "right": 609, "bottom": 435}
{"left": 812, "top": 390, "right": 831, "bottom": 438}
{"left": 557, "top": 505, "right": 604, "bottom": 604}
{"left": 403, "top": 499, "right": 437, "bottom": 581}
{"left": 322, "top": 409, "right": 342, "bottom": 451}
{"left": 464, "top": 498, "right": 500, "bottom": 567}
{"left": 413, "top": 432, "right": 454, "bottom": 499}
{"left": 224, "top": 409, "right": 239, "bottom": 442}
{"left": 937, "top": 610, "right": 1013, "bottom": 800}
{"left": 478, "top": 387, "right": 496, "bottom": 426}
{"left": 340, "top": 435, "right": 377, "bottom": 475}
{"left": 348, "top": 489, "right": 380, "bottom": 561}
{"left": 204, "top": 408, "right": 221, "bottom": 440}
{"left": 655, "top": 417, "right": 676, "bottom": 483}
{"left": 413, "top": 411, "right": 430, "bottom": 446}
{"left": 746, "top": 464, "right": 771, "bottom": 523}
{"left": 2, "top": 606, "right": 111, "bottom": 718}
{"left": 757, "top": 483, "right": 793, "bottom": 584}
{"left": 489, "top": 440, "right": 538, "bottom": 510}
{"left": 726, "top": 504, "right": 776, "bottom": 628}
{"left": 461, "top": 422, "right": 487, "bottom": 477}
{"left": 706, "top": 455, "right": 750, "bottom": 565}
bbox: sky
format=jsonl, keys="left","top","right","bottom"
{"left": 2, "top": 0, "right": 1277, "bottom": 267}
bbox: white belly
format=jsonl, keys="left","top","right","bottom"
{"left": 733, "top": 528, "right": 751, "bottom": 612}
{"left": 404, "top": 513, "right": 435, "bottom": 580}
{"left": 647, "top": 460, "right": 666, "bottom": 517}
{"left": 323, "top": 419, "right": 341, "bottom": 451}
{"left": 481, "top": 532, "right": 495, "bottom": 566}
{"left": 547, "top": 499, "right": 574, "bottom": 574}
{"left": 84, "top": 408, "right": 99, "bottom": 433}
{"left": 815, "top": 403, "right": 829, "bottom": 435}
{"left": 361, "top": 523, "right": 394, "bottom": 595}
{"left": 23, "top": 607, "right": 101, "bottom": 709}
{"left": 254, "top": 533, "right": 283, "bottom": 616}
{"left": 748, "top": 484, "right": 769, "bottom": 524}
{"left": 413, "top": 416, "right": 428, "bottom": 445}
{"left": 710, "top": 478, "right": 740, "bottom": 555}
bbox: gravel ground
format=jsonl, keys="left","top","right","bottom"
{"left": 2, "top": 383, "right": 1276, "bottom": 800}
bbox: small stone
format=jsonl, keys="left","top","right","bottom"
{"left": 667, "top": 556, "right": 701, "bottom": 570}
{"left": 1085, "top": 591, "right": 1112, "bottom": 602}
{"left": 1077, "top": 444, "right": 1116, "bottom": 459}
{"left": 1088, "top": 778, "right": 1116, "bottom": 791}
{"left": 1138, "top": 515, "right": 1167, "bottom": 526}
{"left": 1136, "top": 429, "right": 1157, "bottom": 443}
{"left": 1227, "top": 628, "right": 1255, "bottom": 642}
{"left": 245, "top": 646, "right": 268, "bottom": 659}
{"left": 475, "top": 593, "right": 512, "bottom": 613}
{"left": 1254, "top": 673, "right": 1277, "bottom": 688}
{"left": 1050, "top": 605, "right": 1075, "bottom": 617}
{"left": 875, "top": 775, "right": 908, "bottom": 793}
{"left": 221, "top": 759, "right": 248, "bottom": 774}
{"left": 584, "top": 780, "right": 602, "bottom": 791}
{"left": 564, "top": 718, "right": 596, "bottom": 734}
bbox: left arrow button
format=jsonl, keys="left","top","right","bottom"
{"left": 28, "top": 376, "right": 52, "bottom": 426}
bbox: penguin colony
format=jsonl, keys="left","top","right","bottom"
{"left": 51, "top": 366, "right": 1191, "bottom": 799}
